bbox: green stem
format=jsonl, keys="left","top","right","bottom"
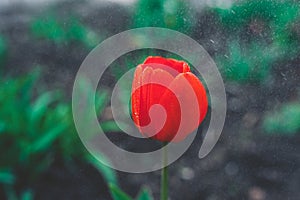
{"left": 160, "top": 142, "right": 168, "bottom": 200}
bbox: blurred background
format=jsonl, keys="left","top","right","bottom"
{"left": 0, "top": 0, "right": 300, "bottom": 199}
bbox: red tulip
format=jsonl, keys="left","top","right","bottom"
{"left": 131, "top": 56, "right": 208, "bottom": 142}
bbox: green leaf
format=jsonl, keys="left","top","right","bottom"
{"left": 0, "top": 35, "right": 7, "bottom": 68}
{"left": 109, "top": 184, "right": 133, "bottom": 200}
{"left": 21, "top": 69, "right": 41, "bottom": 104}
{"left": 30, "top": 91, "right": 59, "bottom": 120}
{"left": 28, "top": 91, "right": 60, "bottom": 134}
{"left": 0, "top": 171, "right": 15, "bottom": 184}
{"left": 136, "top": 187, "right": 154, "bottom": 200}
{"left": 29, "top": 123, "right": 67, "bottom": 153}
{"left": 0, "top": 121, "right": 6, "bottom": 133}
{"left": 132, "top": 0, "right": 194, "bottom": 33}
{"left": 216, "top": 40, "right": 279, "bottom": 84}
{"left": 66, "top": 17, "right": 100, "bottom": 49}
{"left": 95, "top": 90, "right": 109, "bottom": 115}
{"left": 21, "top": 189, "right": 34, "bottom": 200}
{"left": 30, "top": 14, "right": 65, "bottom": 43}
{"left": 263, "top": 103, "right": 300, "bottom": 135}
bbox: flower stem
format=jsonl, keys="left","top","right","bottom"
{"left": 161, "top": 142, "right": 168, "bottom": 200}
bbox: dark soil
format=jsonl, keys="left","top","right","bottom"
{"left": 1, "top": 1, "right": 299, "bottom": 200}
{"left": 33, "top": 161, "right": 112, "bottom": 200}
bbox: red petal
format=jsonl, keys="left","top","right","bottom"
{"left": 131, "top": 66, "right": 174, "bottom": 138}
{"left": 148, "top": 68, "right": 174, "bottom": 106}
{"left": 131, "top": 65, "right": 143, "bottom": 128}
{"left": 166, "top": 58, "right": 190, "bottom": 73}
{"left": 132, "top": 58, "right": 207, "bottom": 142}
{"left": 143, "top": 56, "right": 190, "bottom": 76}
{"left": 153, "top": 86, "right": 181, "bottom": 141}
{"left": 158, "top": 72, "right": 208, "bottom": 142}
{"left": 144, "top": 56, "right": 171, "bottom": 69}
{"left": 139, "top": 67, "right": 153, "bottom": 127}
{"left": 183, "top": 72, "right": 208, "bottom": 125}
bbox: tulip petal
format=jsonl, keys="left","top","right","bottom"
{"left": 131, "top": 66, "right": 174, "bottom": 138}
{"left": 166, "top": 58, "right": 190, "bottom": 73}
{"left": 183, "top": 72, "right": 208, "bottom": 124}
{"left": 143, "top": 56, "right": 189, "bottom": 76}
{"left": 158, "top": 72, "right": 208, "bottom": 142}
{"left": 131, "top": 65, "right": 143, "bottom": 127}
{"left": 153, "top": 87, "right": 181, "bottom": 141}
{"left": 139, "top": 67, "right": 153, "bottom": 126}
{"left": 131, "top": 57, "right": 208, "bottom": 142}
{"left": 149, "top": 68, "right": 174, "bottom": 106}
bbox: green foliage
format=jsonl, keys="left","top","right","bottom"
{"left": 214, "top": 0, "right": 300, "bottom": 30}
{"left": 215, "top": 0, "right": 285, "bottom": 30}
{"left": 216, "top": 40, "right": 284, "bottom": 83}
{"left": 214, "top": 0, "right": 300, "bottom": 83}
{"left": 0, "top": 35, "right": 7, "bottom": 68}
{"left": 109, "top": 184, "right": 154, "bottom": 200}
{"left": 109, "top": 184, "right": 133, "bottom": 200}
{"left": 66, "top": 17, "right": 101, "bottom": 49}
{"left": 135, "top": 187, "right": 154, "bottom": 200}
{"left": 30, "top": 14, "right": 101, "bottom": 49}
{"left": 0, "top": 71, "right": 118, "bottom": 199}
{"left": 20, "top": 190, "right": 34, "bottom": 200}
{"left": 0, "top": 71, "right": 57, "bottom": 198}
{"left": 263, "top": 102, "right": 300, "bottom": 135}
{"left": 270, "top": 3, "right": 300, "bottom": 58}
{"left": 30, "top": 15, "right": 65, "bottom": 43}
{"left": 132, "top": 0, "right": 195, "bottom": 33}
{"left": 0, "top": 171, "right": 15, "bottom": 185}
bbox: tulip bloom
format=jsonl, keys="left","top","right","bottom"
{"left": 131, "top": 56, "right": 208, "bottom": 142}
